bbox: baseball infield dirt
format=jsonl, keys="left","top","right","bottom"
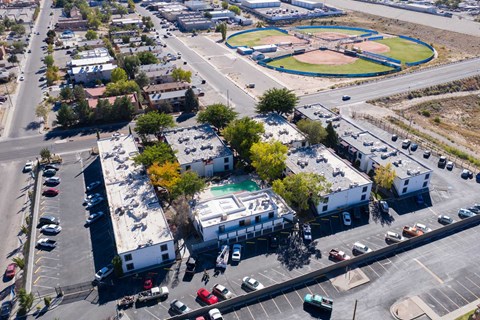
{"left": 353, "top": 41, "right": 390, "bottom": 53}
{"left": 316, "top": 32, "right": 352, "bottom": 40}
{"left": 261, "top": 35, "right": 309, "bottom": 45}
{"left": 294, "top": 50, "right": 357, "bottom": 65}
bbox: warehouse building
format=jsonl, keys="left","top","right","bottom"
{"left": 177, "top": 13, "right": 213, "bottom": 31}
{"left": 241, "top": 0, "right": 281, "bottom": 8}
{"left": 291, "top": 0, "right": 325, "bottom": 9}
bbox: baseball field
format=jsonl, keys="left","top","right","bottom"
{"left": 296, "top": 28, "right": 364, "bottom": 36}
{"left": 374, "top": 37, "right": 434, "bottom": 63}
{"left": 227, "top": 29, "right": 289, "bottom": 47}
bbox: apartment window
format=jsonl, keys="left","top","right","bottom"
{"left": 255, "top": 215, "right": 261, "bottom": 223}
{"left": 239, "top": 220, "right": 245, "bottom": 227}
{"left": 185, "top": 165, "right": 191, "bottom": 171}
{"left": 323, "top": 197, "right": 329, "bottom": 204}
{"left": 402, "top": 187, "right": 407, "bottom": 194}
{"left": 425, "top": 174, "right": 430, "bottom": 180}
{"left": 224, "top": 157, "right": 229, "bottom": 163}
{"left": 302, "top": 142, "right": 306, "bottom": 147}
{"left": 162, "top": 253, "right": 169, "bottom": 261}
{"left": 160, "top": 244, "right": 168, "bottom": 252}
{"left": 124, "top": 254, "right": 132, "bottom": 262}
{"left": 224, "top": 164, "right": 229, "bottom": 171}
{"left": 362, "top": 186, "right": 368, "bottom": 193}
{"left": 323, "top": 205, "right": 328, "bottom": 212}
{"left": 423, "top": 181, "right": 428, "bottom": 188}
{"left": 404, "top": 179, "right": 409, "bottom": 186}
{"left": 219, "top": 225, "right": 225, "bottom": 233}
{"left": 268, "top": 211, "right": 274, "bottom": 219}
{"left": 126, "top": 263, "right": 134, "bottom": 271}
{"left": 361, "top": 194, "right": 366, "bottom": 201}
{"left": 358, "top": 153, "right": 362, "bottom": 159}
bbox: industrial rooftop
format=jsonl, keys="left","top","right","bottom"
{"left": 286, "top": 144, "right": 371, "bottom": 193}
{"left": 163, "top": 124, "right": 232, "bottom": 166}
{"left": 193, "top": 189, "right": 293, "bottom": 228}
{"left": 253, "top": 113, "right": 307, "bottom": 146}
{"left": 97, "top": 135, "right": 173, "bottom": 254}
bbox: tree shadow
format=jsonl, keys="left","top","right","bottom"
{"left": 276, "top": 234, "right": 322, "bottom": 271}
{"left": 370, "top": 204, "right": 395, "bottom": 226}
{"left": 176, "top": 112, "right": 195, "bottom": 123}
{"left": 43, "top": 122, "right": 130, "bottom": 141}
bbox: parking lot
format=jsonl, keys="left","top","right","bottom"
{"left": 32, "top": 152, "right": 114, "bottom": 296}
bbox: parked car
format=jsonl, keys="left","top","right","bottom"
{"left": 4, "top": 263, "right": 16, "bottom": 278}
{"left": 39, "top": 215, "right": 60, "bottom": 226}
{"left": 86, "top": 181, "right": 101, "bottom": 192}
{"left": 467, "top": 206, "right": 480, "bottom": 214}
{"left": 476, "top": 172, "right": 480, "bottom": 183}
{"left": 84, "top": 193, "right": 102, "bottom": 204}
{"left": 170, "top": 299, "right": 191, "bottom": 314}
{"left": 44, "top": 164, "right": 60, "bottom": 171}
{"left": 401, "top": 139, "right": 411, "bottom": 149}
{"left": 423, "top": 150, "right": 431, "bottom": 158}
{"left": 410, "top": 143, "right": 418, "bottom": 151}
{"left": 378, "top": 200, "right": 389, "bottom": 214}
{"left": 197, "top": 288, "right": 218, "bottom": 305}
{"left": 458, "top": 208, "right": 475, "bottom": 219}
{"left": 185, "top": 256, "right": 197, "bottom": 274}
{"left": 86, "top": 196, "right": 104, "bottom": 209}
{"left": 36, "top": 238, "right": 57, "bottom": 249}
{"left": 391, "top": 134, "right": 398, "bottom": 142}
{"left": 461, "top": 169, "right": 473, "bottom": 179}
{"left": 95, "top": 264, "right": 114, "bottom": 281}
{"left": 45, "top": 177, "right": 61, "bottom": 185}
{"left": 302, "top": 223, "right": 312, "bottom": 241}
{"left": 23, "top": 161, "right": 34, "bottom": 173}
{"left": 385, "top": 231, "right": 405, "bottom": 243}
{"left": 242, "top": 276, "right": 264, "bottom": 291}
{"left": 231, "top": 244, "right": 242, "bottom": 262}
{"left": 269, "top": 235, "right": 279, "bottom": 249}
{"left": 43, "top": 188, "right": 59, "bottom": 196}
{"left": 43, "top": 169, "right": 56, "bottom": 177}
{"left": 414, "top": 223, "right": 431, "bottom": 233}
{"left": 342, "top": 212, "right": 352, "bottom": 226}
{"left": 0, "top": 301, "right": 12, "bottom": 319}
{"left": 352, "top": 242, "right": 372, "bottom": 254}
{"left": 304, "top": 294, "right": 333, "bottom": 311}
{"left": 208, "top": 308, "right": 224, "bottom": 320}
{"left": 41, "top": 224, "right": 62, "bottom": 234}
{"left": 403, "top": 226, "right": 424, "bottom": 237}
{"left": 143, "top": 277, "right": 153, "bottom": 290}
{"left": 446, "top": 161, "right": 454, "bottom": 170}
{"left": 86, "top": 211, "right": 105, "bottom": 225}
{"left": 438, "top": 156, "right": 447, "bottom": 168}
{"left": 341, "top": 95, "right": 351, "bottom": 101}
{"left": 212, "top": 283, "right": 233, "bottom": 300}
{"left": 438, "top": 215, "right": 454, "bottom": 225}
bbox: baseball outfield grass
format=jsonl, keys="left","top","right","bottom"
{"left": 267, "top": 56, "right": 395, "bottom": 75}
{"left": 375, "top": 37, "right": 434, "bottom": 63}
{"left": 295, "top": 28, "right": 363, "bottom": 36}
{"left": 226, "top": 29, "right": 288, "bottom": 47}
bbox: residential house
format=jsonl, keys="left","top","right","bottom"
{"left": 69, "top": 63, "right": 115, "bottom": 84}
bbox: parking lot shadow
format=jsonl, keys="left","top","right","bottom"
{"left": 303, "top": 303, "right": 332, "bottom": 319}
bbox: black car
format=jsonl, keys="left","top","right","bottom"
{"left": 391, "top": 134, "right": 398, "bottom": 142}
{"left": 410, "top": 143, "right": 418, "bottom": 152}
{"left": 1, "top": 301, "right": 12, "bottom": 319}
{"left": 39, "top": 215, "right": 60, "bottom": 226}
{"left": 269, "top": 236, "right": 279, "bottom": 249}
{"left": 423, "top": 150, "right": 431, "bottom": 158}
{"left": 185, "top": 256, "right": 196, "bottom": 274}
{"left": 342, "top": 95, "right": 351, "bottom": 101}
{"left": 438, "top": 156, "right": 447, "bottom": 168}
{"left": 476, "top": 172, "right": 480, "bottom": 183}
{"left": 44, "top": 164, "right": 60, "bottom": 171}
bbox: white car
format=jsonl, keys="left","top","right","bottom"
{"left": 209, "top": 308, "right": 224, "bottom": 320}
{"left": 231, "top": 244, "right": 241, "bottom": 262}
{"left": 414, "top": 223, "right": 431, "bottom": 233}
{"left": 385, "top": 231, "right": 405, "bottom": 243}
{"left": 86, "top": 196, "right": 104, "bottom": 209}
{"left": 84, "top": 193, "right": 102, "bottom": 204}
{"left": 19, "top": 76, "right": 24, "bottom": 81}
{"left": 95, "top": 264, "right": 114, "bottom": 281}
{"left": 86, "top": 181, "right": 101, "bottom": 192}
{"left": 302, "top": 223, "right": 312, "bottom": 241}
{"left": 438, "top": 215, "right": 454, "bottom": 225}
{"left": 41, "top": 224, "right": 62, "bottom": 234}
{"left": 446, "top": 161, "right": 454, "bottom": 170}
{"left": 352, "top": 242, "right": 372, "bottom": 254}
{"left": 86, "top": 211, "right": 105, "bottom": 225}
{"left": 342, "top": 212, "right": 352, "bottom": 226}
{"left": 212, "top": 283, "right": 233, "bottom": 299}
{"left": 45, "top": 177, "right": 61, "bottom": 185}
{"left": 242, "top": 276, "right": 264, "bottom": 291}
{"left": 23, "top": 161, "right": 34, "bottom": 173}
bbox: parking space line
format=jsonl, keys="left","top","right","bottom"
{"left": 437, "top": 288, "right": 460, "bottom": 309}
{"left": 304, "top": 283, "right": 313, "bottom": 295}
{"left": 466, "top": 277, "right": 480, "bottom": 290}
{"left": 381, "top": 257, "right": 400, "bottom": 271}
{"left": 270, "top": 268, "right": 288, "bottom": 279}
{"left": 374, "top": 260, "right": 389, "bottom": 272}
{"left": 449, "top": 285, "right": 470, "bottom": 304}
{"left": 424, "top": 292, "right": 450, "bottom": 313}
{"left": 282, "top": 292, "right": 294, "bottom": 310}
{"left": 257, "top": 272, "right": 279, "bottom": 284}
{"left": 158, "top": 303, "right": 169, "bottom": 311}
{"left": 246, "top": 305, "right": 255, "bottom": 320}
{"left": 414, "top": 258, "right": 443, "bottom": 284}
{"left": 294, "top": 288, "right": 304, "bottom": 301}
{"left": 315, "top": 280, "right": 329, "bottom": 297}
{"left": 231, "top": 280, "right": 242, "bottom": 287}
{"left": 144, "top": 308, "right": 161, "bottom": 320}
{"left": 232, "top": 308, "right": 240, "bottom": 319}
{"left": 366, "top": 264, "right": 381, "bottom": 278}
{"left": 33, "top": 284, "right": 54, "bottom": 289}
{"left": 457, "top": 280, "right": 480, "bottom": 299}
{"left": 270, "top": 295, "right": 282, "bottom": 313}
{"left": 258, "top": 300, "right": 268, "bottom": 317}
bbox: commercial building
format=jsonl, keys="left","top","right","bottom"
{"left": 78, "top": 47, "right": 111, "bottom": 59}
{"left": 241, "top": 0, "right": 280, "bottom": 8}
{"left": 184, "top": 0, "right": 212, "bottom": 11}
{"left": 55, "top": 18, "right": 88, "bottom": 31}
{"left": 69, "top": 56, "right": 113, "bottom": 67}
{"left": 97, "top": 135, "right": 175, "bottom": 273}
{"left": 118, "top": 45, "right": 163, "bottom": 55}
{"left": 251, "top": 44, "right": 277, "bottom": 53}
{"left": 291, "top": 0, "right": 325, "bottom": 9}
{"left": 111, "top": 18, "right": 143, "bottom": 27}
{"left": 76, "top": 39, "right": 105, "bottom": 49}
{"left": 190, "top": 189, "right": 294, "bottom": 243}
{"left": 69, "top": 63, "right": 115, "bottom": 84}
{"left": 209, "top": 10, "right": 235, "bottom": 21}
{"left": 177, "top": 13, "right": 213, "bottom": 32}
{"left": 163, "top": 124, "right": 233, "bottom": 177}
{"left": 295, "top": 104, "right": 432, "bottom": 196}
{"left": 253, "top": 113, "right": 307, "bottom": 148}
{"left": 285, "top": 144, "right": 372, "bottom": 215}
{"left": 159, "top": 4, "right": 187, "bottom": 21}
{"left": 146, "top": 87, "right": 202, "bottom": 111}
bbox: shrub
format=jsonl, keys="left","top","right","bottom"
{"left": 420, "top": 110, "right": 431, "bottom": 117}
{"left": 433, "top": 116, "right": 441, "bottom": 124}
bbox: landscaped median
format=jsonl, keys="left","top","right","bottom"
{"left": 167, "top": 214, "right": 480, "bottom": 320}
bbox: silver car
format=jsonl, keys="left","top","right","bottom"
{"left": 170, "top": 299, "right": 190, "bottom": 314}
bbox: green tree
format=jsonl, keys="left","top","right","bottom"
{"left": 133, "top": 142, "right": 176, "bottom": 167}
{"left": 216, "top": 23, "right": 227, "bottom": 41}
{"left": 221, "top": 1, "right": 228, "bottom": 9}
{"left": 46, "top": 29, "right": 56, "bottom": 39}
{"left": 44, "top": 55, "right": 54, "bottom": 68}
{"left": 171, "top": 68, "right": 192, "bottom": 83}
{"left": 296, "top": 119, "right": 327, "bottom": 145}
{"left": 222, "top": 117, "right": 264, "bottom": 159}
{"left": 228, "top": 5, "right": 241, "bottom": 15}
{"left": 56, "top": 103, "right": 77, "bottom": 127}
{"left": 35, "top": 103, "right": 50, "bottom": 124}
{"left": 73, "top": 85, "right": 86, "bottom": 101}
{"left": 47, "top": 43, "right": 54, "bottom": 54}
{"left": 134, "top": 111, "right": 175, "bottom": 138}
{"left": 11, "top": 23, "right": 25, "bottom": 35}
{"left": 40, "top": 147, "right": 51, "bottom": 161}
{"left": 256, "top": 88, "right": 298, "bottom": 115}
{"left": 122, "top": 55, "right": 141, "bottom": 78}
{"left": 184, "top": 88, "right": 199, "bottom": 113}
{"left": 94, "top": 98, "right": 113, "bottom": 120}
{"left": 12, "top": 256, "right": 25, "bottom": 270}
{"left": 18, "top": 289, "right": 34, "bottom": 313}
{"left": 174, "top": 171, "right": 206, "bottom": 199}
{"left": 373, "top": 163, "right": 396, "bottom": 193}
{"left": 85, "top": 29, "right": 98, "bottom": 40}
{"left": 137, "top": 51, "right": 158, "bottom": 65}
{"left": 324, "top": 122, "right": 339, "bottom": 149}
{"left": 127, "top": 0, "right": 135, "bottom": 10}
{"left": 105, "top": 80, "right": 139, "bottom": 96}
{"left": 272, "top": 172, "right": 331, "bottom": 214}
{"left": 111, "top": 67, "right": 128, "bottom": 83}
{"left": 111, "top": 255, "right": 123, "bottom": 277}
{"left": 45, "top": 66, "right": 59, "bottom": 86}
{"left": 12, "top": 41, "right": 25, "bottom": 53}
{"left": 204, "top": 11, "right": 212, "bottom": 19}
{"left": 87, "top": 13, "right": 101, "bottom": 29}
{"left": 113, "top": 96, "right": 135, "bottom": 121}
{"left": 59, "top": 86, "right": 74, "bottom": 101}
{"left": 197, "top": 103, "right": 237, "bottom": 131}
{"left": 134, "top": 71, "right": 149, "bottom": 88}
{"left": 250, "top": 141, "right": 287, "bottom": 182}
{"left": 74, "top": 100, "right": 93, "bottom": 124}
{"left": 7, "top": 54, "right": 18, "bottom": 64}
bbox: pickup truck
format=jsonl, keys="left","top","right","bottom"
{"left": 185, "top": 256, "right": 196, "bottom": 274}
{"left": 304, "top": 294, "right": 333, "bottom": 311}
{"left": 36, "top": 238, "right": 56, "bottom": 249}
{"left": 136, "top": 286, "right": 169, "bottom": 303}
{"left": 402, "top": 226, "right": 424, "bottom": 237}
{"left": 329, "top": 249, "right": 351, "bottom": 261}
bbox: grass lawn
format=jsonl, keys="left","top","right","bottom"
{"left": 376, "top": 37, "right": 434, "bottom": 63}
{"left": 296, "top": 27, "right": 363, "bottom": 36}
{"left": 227, "top": 30, "right": 287, "bottom": 47}
{"left": 455, "top": 309, "right": 476, "bottom": 320}
{"left": 267, "top": 56, "right": 394, "bottom": 75}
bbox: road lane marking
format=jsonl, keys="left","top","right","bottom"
{"left": 456, "top": 280, "right": 479, "bottom": 299}
{"left": 413, "top": 258, "right": 444, "bottom": 284}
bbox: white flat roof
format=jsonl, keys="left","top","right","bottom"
{"left": 253, "top": 113, "right": 306, "bottom": 145}
{"left": 71, "top": 63, "right": 115, "bottom": 75}
{"left": 70, "top": 56, "right": 112, "bottom": 67}
{"left": 193, "top": 189, "right": 293, "bottom": 228}
{"left": 97, "top": 135, "right": 173, "bottom": 254}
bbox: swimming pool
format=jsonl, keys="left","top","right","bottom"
{"left": 210, "top": 180, "right": 260, "bottom": 197}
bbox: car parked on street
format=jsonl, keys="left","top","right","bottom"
{"left": 378, "top": 200, "right": 389, "bottom": 214}
{"left": 302, "top": 223, "right": 312, "bottom": 241}
{"left": 4, "top": 263, "right": 16, "bottom": 279}
{"left": 43, "top": 188, "right": 59, "bottom": 196}
{"left": 438, "top": 215, "right": 454, "bottom": 225}
{"left": 0, "top": 301, "right": 12, "bottom": 319}
{"left": 23, "top": 161, "right": 34, "bottom": 173}
{"left": 341, "top": 95, "right": 351, "bottom": 101}
{"left": 197, "top": 288, "right": 218, "bottom": 305}
{"left": 170, "top": 299, "right": 191, "bottom": 314}
{"left": 84, "top": 193, "right": 102, "bottom": 204}
{"left": 43, "top": 169, "right": 56, "bottom": 177}
{"left": 86, "top": 196, "right": 104, "bottom": 209}
{"left": 208, "top": 308, "right": 224, "bottom": 320}
{"left": 95, "top": 264, "right": 114, "bottom": 281}
{"left": 242, "top": 277, "right": 264, "bottom": 291}
{"left": 212, "top": 284, "right": 233, "bottom": 300}
{"left": 41, "top": 224, "right": 62, "bottom": 234}
{"left": 458, "top": 208, "right": 475, "bottom": 219}
{"left": 44, "top": 177, "right": 61, "bottom": 185}
{"left": 44, "top": 164, "right": 60, "bottom": 171}
{"left": 438, "top": 156, "right": 447, "bottom": 168}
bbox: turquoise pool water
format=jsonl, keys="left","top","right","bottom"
{"left": 210, "top": 180, "right": 260, "bottom": 197}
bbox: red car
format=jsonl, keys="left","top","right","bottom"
{"left": 197, "top": 288, "right": 218, "bottom": 305}
{"left": 5, "top": 263, "right": 16, "bottom": 278}
{"left": 143, "top": 277, "right": 153, "bottom": 290}
{"left": 43, "top": 188, "right": 59, "bottom": 196}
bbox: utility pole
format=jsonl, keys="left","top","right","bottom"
{"left": 352, "top": 299, "right": 358, "bottom": 320}
{"left": 227, "top": 89, "right": 230, "bottom": 107}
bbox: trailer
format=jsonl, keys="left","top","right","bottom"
{"left": 216, "top": 245, "right": 229, "bottom": 269}
{"left": 136, "top": 286, "right": 169, "bottom": 303}
{"left": 117, "top": 295, "right": 135, "bottom": 309}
